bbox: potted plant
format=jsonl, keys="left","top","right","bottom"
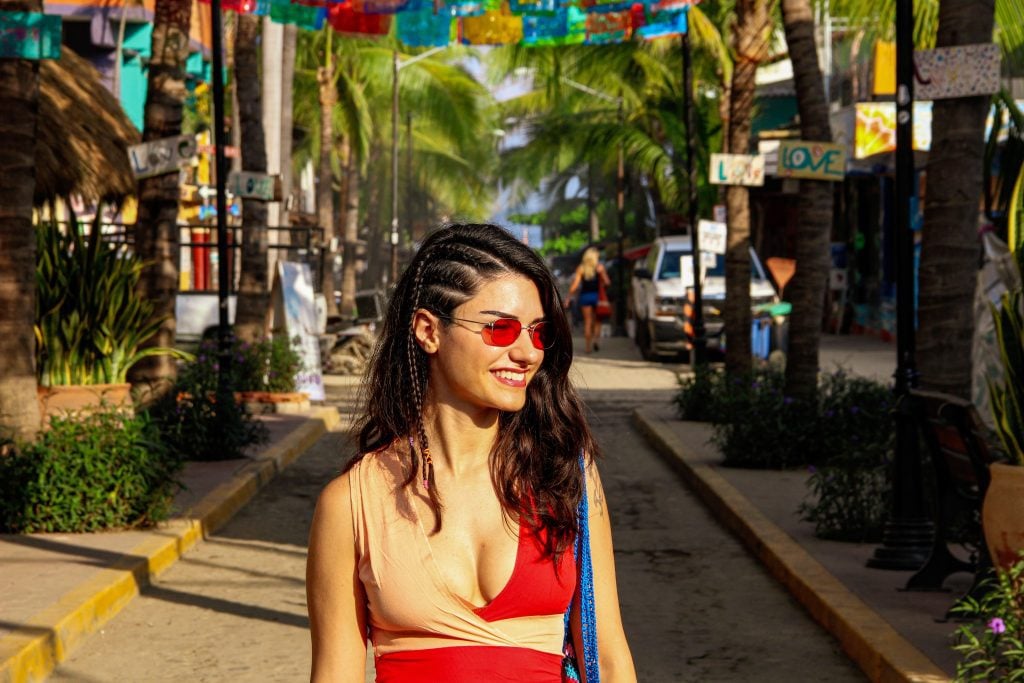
{"left": 34, "top": 219, "right": 188, "bottom": 420}
{"left": 983, "top": 246, "right": 1024, "bottom": 570}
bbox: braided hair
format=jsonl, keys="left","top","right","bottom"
{"left": 347, "top": 223, "right": 597, "bottom": 558}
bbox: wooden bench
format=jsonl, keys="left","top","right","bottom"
{"left": 904, "top": 389, "right": 1003, "bottom": 613}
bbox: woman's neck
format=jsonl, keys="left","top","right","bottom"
{"left": 420, "top": 402, "right": 499, "bottom": 479}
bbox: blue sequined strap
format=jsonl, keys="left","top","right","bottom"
{"left": 563, "top": 453, "right": 600, "bottom": 682}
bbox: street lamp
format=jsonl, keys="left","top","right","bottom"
{"left": 208, "top": 0, "right": 232, "bottom": 399}
{"left": 390, "top": 46, "right": 446, "bottom": 285}
{"left": 680, "top": 17, "right": 707, "bottom": 367}
{"left": 867, "top": 0, "right": 932, "bottom": 570}
{"left": 559, "top": 76, "right": 628, "bottom": 337}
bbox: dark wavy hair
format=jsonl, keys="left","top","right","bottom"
{"left": 347, "top": 223, "right": 598, "bottom": 557}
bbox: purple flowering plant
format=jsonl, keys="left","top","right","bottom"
{"left": 952, "top": 552, "right": 1024, "bottom": 681}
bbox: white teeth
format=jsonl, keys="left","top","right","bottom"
{"left": 495, "top": 370, "right": 524, "bottom": 381}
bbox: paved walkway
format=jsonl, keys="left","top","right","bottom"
{"left": 0, "top": 331, "right": 964, "bottom": 682}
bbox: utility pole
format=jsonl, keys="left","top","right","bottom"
{"left": 209, "top": 0, "right": 231, "bottom": 399}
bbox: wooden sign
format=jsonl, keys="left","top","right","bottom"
{"left": 697, "top": 219, "right": 727, "bottom": 255}
{"left": 777, "top": 141, "right": 845, "bottom": 182}
{"left": 128, "top": 135, "right": 197, "bottom": 179}
{"left": 0, "top": 12, "right": 61, "bottom": 60}
{"left": 915, "top": 43, "right": 1000, "bottom": 100}
{"left": 228, "top": 171, "right": 280, "bottom": 201}
{"left": 710, "top": 153, "right": 765, "bottom": 186}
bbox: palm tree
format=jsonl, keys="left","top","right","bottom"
{"left": 780, "top": 0, "right": 834, "bottom": 401}
{"left": 128, "top": 0, "right": 193, "bottom": 400}
{"left": 831, "top": 0, "right": 1023, "bottom": 400}
{"left": 0, "top": 0, "right": 43, "bottom": 440}
{"left": 293, "top": 37, "right": 495, "bottom": 302}
{"left": 723, "top": 0, "right": 773, "bottom": 376}
{"left": 233, "top": 12, "right": 270, "bottom": 340}
{"left": 916, "top": 0, "right": 995, "bottom": 399}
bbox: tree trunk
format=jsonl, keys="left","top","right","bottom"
{"left": 341, "top": 143, "right": 362, "bottom": 318}
{"left": 129, "top": 0, "right": 192, "bottom": 400}
{"left": 782, "top": 0, "right": 835, "bottom": 402}
{"left": 317, "top": 51, "right": 339, "bottom": 316}
{"left": 723, "top": 0, "right": 771, "bottom": 375}
{"left": 0, "top": 0, "right": 42, "bottom": 440}
{"left": 587, "top": 162, "right": 600, "bottom": 243}
{"left": 917, "top": 0, "right": 994, "bottom": 399}
{"left": 233, "top": 13, "right": 269, "bottom": 342}
{"left": 279, "top": 24, "right": 298, "bottom": 230}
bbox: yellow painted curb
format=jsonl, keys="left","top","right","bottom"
{"left": 632, "top": 407, "right": 950, "bottom": 683}
{"left": 0, "top": 407, "right": 340, "bottom": 683}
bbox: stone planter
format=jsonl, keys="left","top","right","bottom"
{"left": 37, "top": 383, "right": 133, "bottom": 422}
{"left": 982, "top": 462, "right": 1024, "bottom": 570}
{"left": 235, "top": 391, "right": 310, "bottom": 415}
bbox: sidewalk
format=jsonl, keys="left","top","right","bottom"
{"left": 0, "top": 406, "right": 340, "bottom": 683}
{"left": 634, "top": 405, "right": 961, "bottom": 683}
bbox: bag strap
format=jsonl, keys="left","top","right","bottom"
{"left": 564, "top": 453, "right": 600, "bottom": 682}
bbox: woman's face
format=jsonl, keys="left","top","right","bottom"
{"left": 427, "top": 275, "right": 547, "bottom": 416}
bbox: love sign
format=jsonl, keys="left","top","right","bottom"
{"left": 777, "top": 141, "right": 846, "bottom": 182}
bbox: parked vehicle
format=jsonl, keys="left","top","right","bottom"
{"left": 630, "top": 235, "right": 778, "bottom": 361}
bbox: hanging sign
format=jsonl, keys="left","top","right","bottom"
{"left": 128, "top": 135, "right": 197, "bottom": 179}
{"left": 697, "top": 219, "right": 727, "bottom": 255}
{"left": 228, "top": 171, "right": 280, "bottom": 201}
{"left": 709, "top": 153, "right": 765, "bottom": 187}
{"left": 776, "top": 141, "right": 846, "bottom": 181}
{"left": 915, "top": 43, "right": 1001, "bottom": 100}
{"left": 0, "top": 12, "right": 61, "bottom": 59}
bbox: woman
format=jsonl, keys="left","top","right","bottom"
{"left": 307, "top": 224, "right": 635, "bottom": 682}
{"left": 567, "top": 247, "right": 612, "bottom": 354}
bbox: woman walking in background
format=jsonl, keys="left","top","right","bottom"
{"left": 567, "top": 247, "right": 612, "bottom": 354}
{"left": 307, "top": 224, "right": 635, "bottom": 682}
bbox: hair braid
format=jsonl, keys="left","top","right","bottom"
{"left": 406, "top": 249, "right": 442, "bottom": 528}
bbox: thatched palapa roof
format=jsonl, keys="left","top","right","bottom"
{"left": 35, "top": 46, "right": 141, "bottom": 205}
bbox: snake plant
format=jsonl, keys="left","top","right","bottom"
{"left": 35, "top": 219, "right": 188, "bottom": 387}
{"left": 989, "top": 248, "right": 1024, "bottom": 465}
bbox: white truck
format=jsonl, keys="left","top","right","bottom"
{"left": 631, "top": 235, "right": 778, "bottom": 361}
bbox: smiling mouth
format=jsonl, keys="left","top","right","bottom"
{"left": 492, "top": 370, "right": 527, "bottom": 387}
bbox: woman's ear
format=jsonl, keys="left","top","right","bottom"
{"left": 412, "top": 309, "right": 441, "bottom": 354}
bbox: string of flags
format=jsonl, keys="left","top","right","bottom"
{"left": 198, "top": 0, "right": 697, "bottom": 46}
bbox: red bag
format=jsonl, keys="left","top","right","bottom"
{"left": 596, "top": 278, "right": 612, "bottom": 320}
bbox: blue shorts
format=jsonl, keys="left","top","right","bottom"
{"left": 578, "top": 292, "right": 599, "bottom": 308}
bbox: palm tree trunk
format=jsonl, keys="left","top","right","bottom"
{"left": 917, "top": 0, "right": 995, "bottom": 399}
{"left": 723, "top": 0, "right": 771, "bottom": 375}
{"left": 233, "top": 13, "right": 269, "bottom": 341}
{"left": 317, "top": 40, "right": 339, "bottom": 317}
{"left": 0, "top": 0, "right": 42, "bottom": 439}
{"left": 341, "top": 144, "right": 362, "bottom": 318}
{"left": 129, "top": 0, "right": 192, "bottom": 399}
{"left": 279, "top": 24, "right": 297, "bottom": 230}
{"left": 781, "top": 0, "right": 834, "bottom": 402}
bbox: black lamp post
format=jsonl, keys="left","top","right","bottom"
{"left": 209, "top": 0, "right": 232, "bottom": 400}
{"left": 681, "top": 21, "right": 707, "bottom": 367}
{"left": 866, "top": 0, "right": 933, "bottom": 570}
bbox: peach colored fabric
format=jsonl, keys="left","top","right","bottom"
{"left": 348, "top": 450, "right": 566, "bottom": 658}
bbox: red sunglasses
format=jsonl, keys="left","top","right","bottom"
{"left": 440, "top": 315, "right": 555, "bottom": 350}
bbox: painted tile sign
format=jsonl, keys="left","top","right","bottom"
{"left": 128, "top": 135, "right": 198, "bottom": 179}
{"left": 0, "top": 12, "right": 61, "bottom": 60}
{"left": 709, "top": 153, "right": 765, "bottom": 186}
{"left": 915, "top": 43, "right": 1000, "bottom": 100}
{"left": 777, "top": 141, "right": 846, "bottom": 181}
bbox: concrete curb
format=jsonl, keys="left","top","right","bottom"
{"left": 0, "top": 407, "right": 340, "bottom": 683}
{"left": 632, "top": 407, "right": 950, "bottom": 683}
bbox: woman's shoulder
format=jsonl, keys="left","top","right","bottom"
{"left": 347, "top": 442, "right": 408, "bottom": 490}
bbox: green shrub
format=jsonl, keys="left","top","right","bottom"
{"left": 798, "top": 457, "right": 891, "bottom": 542}
{"left": 0, "top": 408, "right": 184, "bottom": 533}
{"left": 192, "top": 334, "right": 303, "bottom": 393}
{"left": 952, "top": 552, "right": 1024, "bottom": 681}
{"left": 148, "top": 355, "right": 268, "bottom": 461}
{"left": 674, "top": 366, "right": 895, "bottom": 540}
